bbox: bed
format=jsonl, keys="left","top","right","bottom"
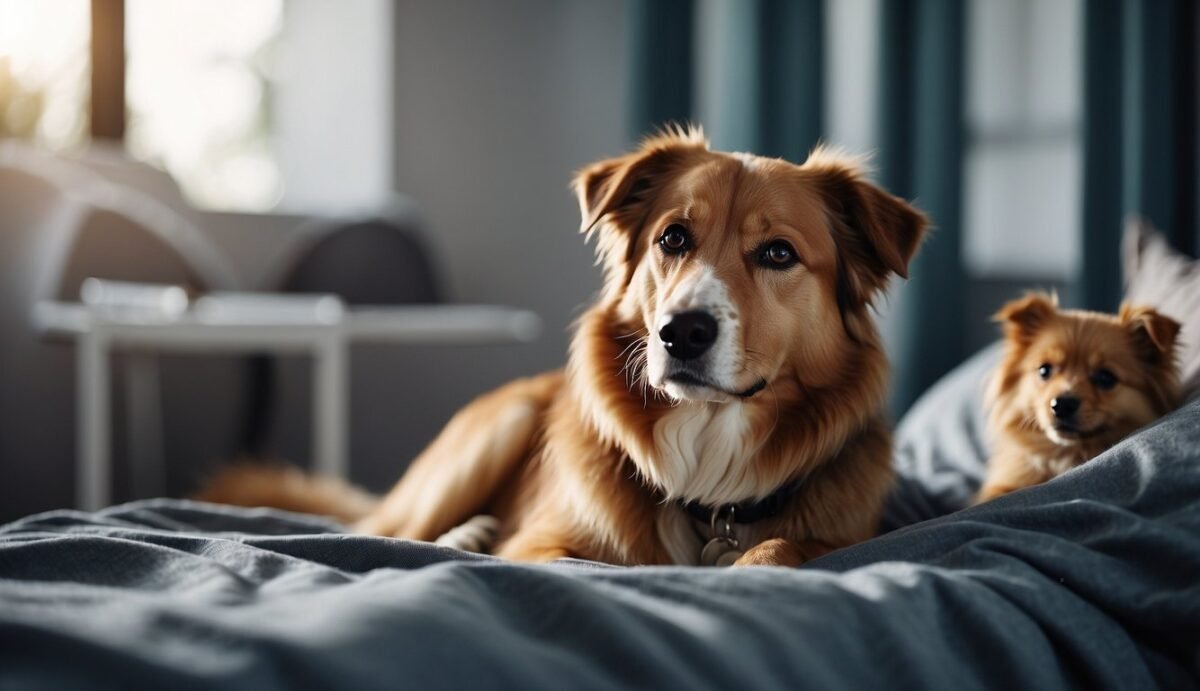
{"left": 2, "top": 344, "right": 1199, "bottom": 690}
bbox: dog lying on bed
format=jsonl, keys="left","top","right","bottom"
{"left": 978, "top": 292, "right": 1181, "bottom": 502}
{"left": 205, "top": 128, "right": 927, "bottom": 567}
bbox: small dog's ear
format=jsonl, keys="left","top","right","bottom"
{"left": 571, "top": 126, "right": 707, "bottom": 285}
{"left": 807, "top": 148, "right": 928, "bottom": 307}
{"left": 1119, "top": 303, "right": 1181, "bottom": 364}
{"left": 995, "top": 292, "right": 1058, "bottom": 341}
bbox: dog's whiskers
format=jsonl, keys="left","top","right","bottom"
{"left": 616, "top": 337, "right": 653, "bottom": 405}
{"left": 614, "top": 327, "right": 649, "bottom": 341}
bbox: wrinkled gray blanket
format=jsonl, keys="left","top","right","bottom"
{"left": 2, "top": 349, "right": 1199, "bottom": 690}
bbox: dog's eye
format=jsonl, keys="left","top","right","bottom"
{"left": 757, "top": 240, "right": 799, "bottom": 269}
{"left": 1091, "top": 368, "right": 1118, "bottom": 390}
{"left": 1038, "top": 363, "right": 1053, "bottom": 380}
{"left": 659, "top": 224, "right": 691, "bottom": 255}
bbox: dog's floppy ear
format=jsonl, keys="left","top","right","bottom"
{"left": 806, "top": 148, "right": 928, "bottom": 307}
{"left": 572, "top": 126, "right": 707, "bottom": 285}
{"left": 994, "top": 292, "right": 1058, "bottom": 342}
{"left": 573, "top": 153, "right": 658, "bottom": 236}
{"left": 1119, "top": 303, "right": 1181, "bottom": 364}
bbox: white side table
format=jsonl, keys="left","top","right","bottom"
{"left": 33, "top": 300, "right": 540, "bottom": 511}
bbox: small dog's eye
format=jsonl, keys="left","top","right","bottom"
{"left": 659, "top": 224, "right": 691, "bottom": 255}
{"left": 757, "top": 240, "right": 799, "bottom": 269}
{"left": 1038, "top": 364, "right": 1052, "bottom": 380}
{"left": 1091, "top": 368, "right": 1118, "bottom": 390}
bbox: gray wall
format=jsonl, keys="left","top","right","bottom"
{"left": 391, "top": 0, "right": 626, "bottom": 371}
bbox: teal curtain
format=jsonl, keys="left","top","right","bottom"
{"left": 1079, "top": 0, "right": 1125, "bottom": 312}
{"left": 878, "top": 0, "right": 967, "bottom": 415}
{"left": 712, "top": 0, "right": 824, "bottom": 161}
{"left": 625, "top": 0, "right": 695, "bottom": 140}
{"left": 625, "top": 0, "right": 823, "bottom": 161}
{"left": 1080, "top": 0, "right": 1198, "bottom": 310}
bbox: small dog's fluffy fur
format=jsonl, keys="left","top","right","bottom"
{"left": 978, "top": 292, "right": 1181, "bottom": 502}
{"left": 202, "top": 127, "right": 928, "bottom": 566}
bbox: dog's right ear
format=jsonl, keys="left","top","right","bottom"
{"left": 572, "top": 127, "right": 707, "bottom": 284}
{"left": 573, "top": 153, "right": 654, "bottom": 236}
{"left": 1119, "top": 303, "right": 1181, "bottom": 365}
{"left": 995, "top": 292, "right": 1058, "bottom": 342}
{"left": 804, "top": 148, "right": 928, "bottom": 309}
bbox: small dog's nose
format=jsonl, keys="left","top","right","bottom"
{"left": 659, "top": 311, "right": 718, "bottom": 360}
{"left": 1051, "top": 395, "right": 1081, "bottom": 420}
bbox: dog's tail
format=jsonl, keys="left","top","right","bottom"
{"left": 194, "top": 462, "right": 378, "bottom": 524}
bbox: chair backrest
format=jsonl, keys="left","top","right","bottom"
{"left": 53, "top": 207, "right": 211, "bottom": 299}
{"left": 270, "top": 205, "right": 440, "bottom": 304}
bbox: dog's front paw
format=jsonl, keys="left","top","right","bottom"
{"left": 733, "top": 538, "right": 833, "bottom": 567}
{"left": 434, "top": 515, "right": 501, "bottom": 553}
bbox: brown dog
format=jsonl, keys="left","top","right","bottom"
{"left": 978, "top": 292, "right": 1181, "bottom": 502}
{"left": 207, "top": 128, "right": 927, "bottom": 566}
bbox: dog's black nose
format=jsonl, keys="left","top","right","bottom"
{"left": 1051, "top": 395, "right": 1081, "bottom": 420}
{"left": 659, "top": 311, "right": 718, "bottom": 360}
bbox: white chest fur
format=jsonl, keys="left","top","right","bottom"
{"left": 645, "top": 402, "right": 758, "bottom": 505}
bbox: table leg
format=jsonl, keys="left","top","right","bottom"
{"left": 125, "top": 353, "right": 164, "bottom": 500}
{"left": 313, "top": 335, "right": 348, "bottom": 479}
{"left": 77, "top": 333, "right": 111, "bottom": 511}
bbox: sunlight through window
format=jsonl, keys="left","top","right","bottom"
{"left": 0, "top": 0, "right": 90, "bottom": 149}
{"left": 125, "top": 0, "right": 284, "bottom": 211}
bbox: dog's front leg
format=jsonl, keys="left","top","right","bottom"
{"left": 493, "top": 527, "right": 580, "bottom": 563}
{"left": 733, "top": 538, "right": 834, "bottom": 567}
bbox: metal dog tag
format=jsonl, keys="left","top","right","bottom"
{"left": 700, "top": 536, "right": 742, "bottom": 567}
{"left": 700, "top": 504, "right": 742, "bottom": 566}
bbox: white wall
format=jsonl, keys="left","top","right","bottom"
{"left": 274, "top": 0, "right": 395, "bottom": 214}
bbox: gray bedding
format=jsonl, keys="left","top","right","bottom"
{"left": 2, "top": 348, "right": 1199, "bottom": 690}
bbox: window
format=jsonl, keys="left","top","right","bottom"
{"left": 0, "top": 0, "right": 90, "bottom": 149}
{"left": 125, "top": 0, "right": 284, "bottom": 211}
{"left": 964, "top": 0, "right": 1082, "bottom": 279}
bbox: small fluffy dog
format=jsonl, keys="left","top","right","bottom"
{"left": 208, "top": 128, "right": 927, "bottom": 567}
{"left": 978, "top": 292, "right": 1181, "bottom": 502}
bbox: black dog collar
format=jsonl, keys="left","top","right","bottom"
{"left": 679, "top": 479, "right": 804, "bottom": 525}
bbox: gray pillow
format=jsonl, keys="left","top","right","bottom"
{"left": 1123, "top": 218, "right": 1200, "bottom": 399}
{"left": 882, "top": 344, "right": 999, "bottom": 531}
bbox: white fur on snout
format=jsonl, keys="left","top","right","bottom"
{"left": 648, "top": 265, "right": 743, "bottom": 400}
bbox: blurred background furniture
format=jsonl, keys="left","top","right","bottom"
{"left": 0, "top": 142, "right": 247, "bottom": 519}
{"left": 35, "top": 294, "right": 538, "bottom": 511}
{"left": 0, "top": 142, "right": 543, "bottom": 520}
